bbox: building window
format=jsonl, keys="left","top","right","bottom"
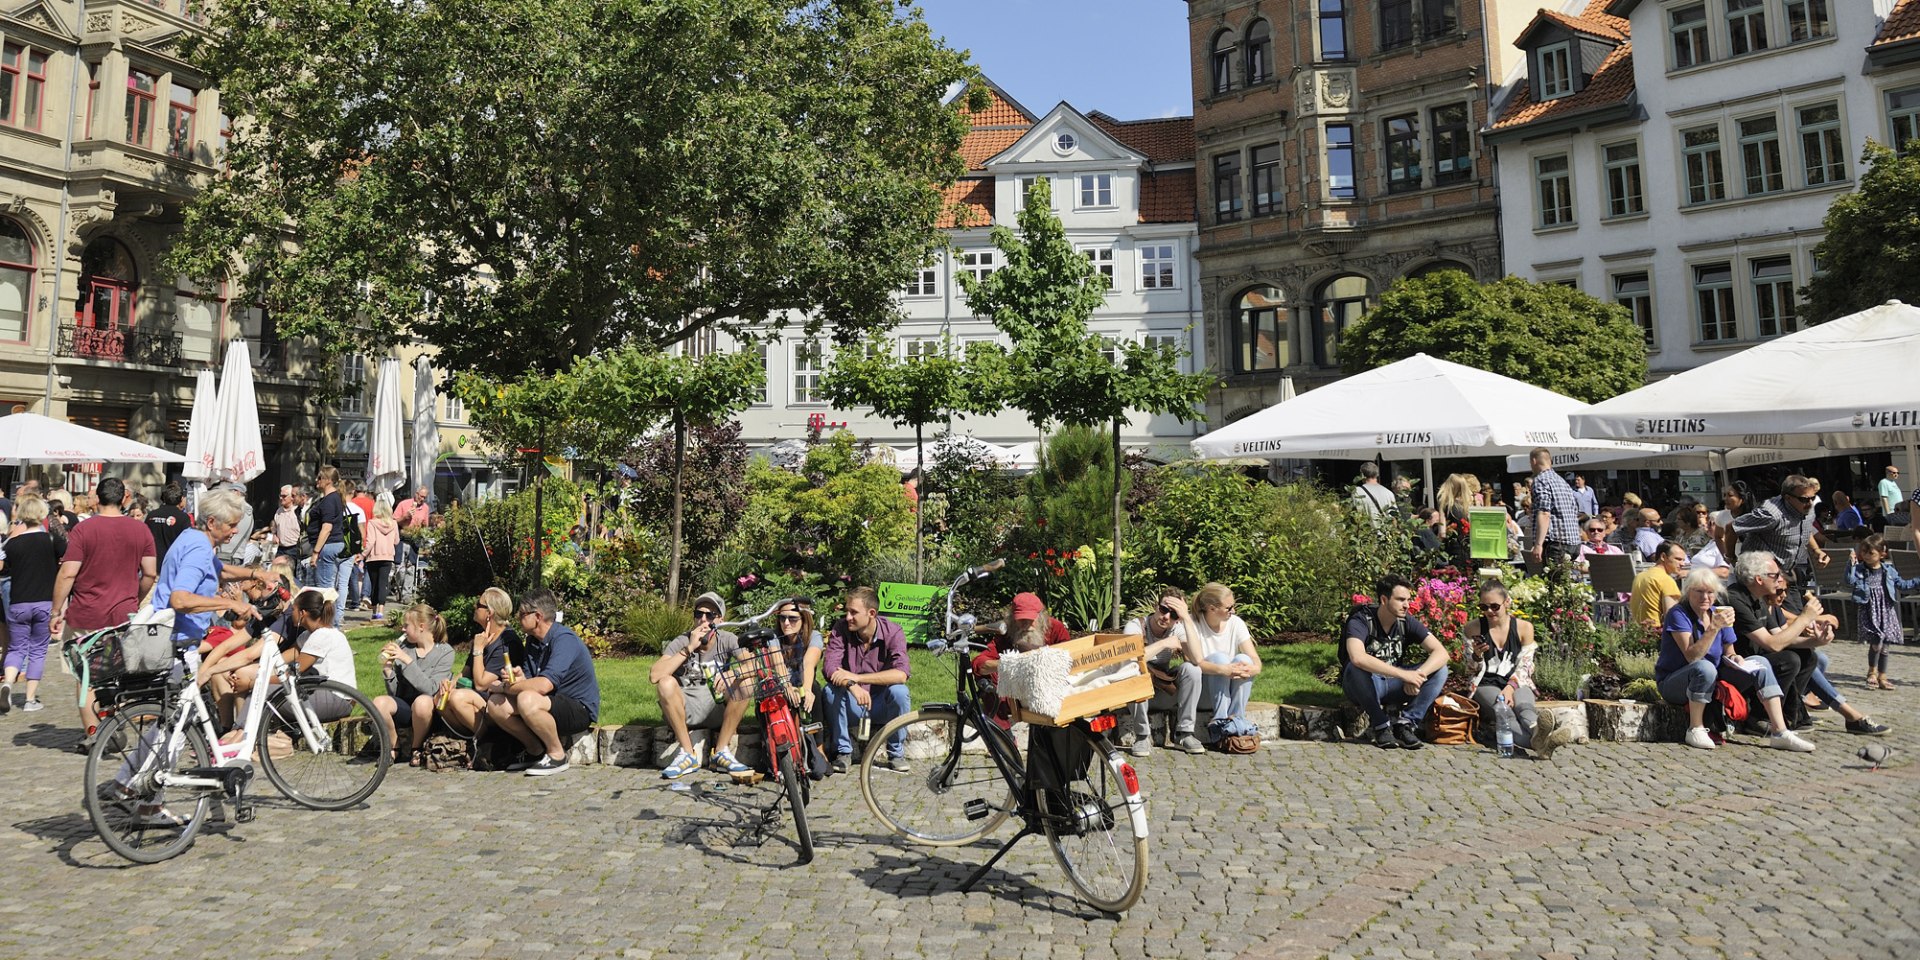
{"left": 958, "top": 250, "right": 996, "bottom": 285}
{"left": 1325, "top": 124, "right": 1356, "bottom": 199}
{"left": 1752, "top": 257, "right": 1797, "bottom": 338}
{"left": 1737, "top": 114, "right": 1784, "bottom": 196}
{"left": 338, "top": 353, "right": 367, "bottom": 414}
{"left": 747, "top": 342, "right": 768, "bottom": 404}
{"left": 0, "top": 43, "right": 49, "bottom": 131}
{"left": 791, "top": 340, "right": 825, "bottom": 405}
{"left": 1211, "top": 32, "right": 1236, "bottom": 94}
{"left": 172, "top": 276, "right": 225, "bottom": 363}
{"left": 1144, "top": 333, "right": 1184, "bottom": 372}
{"left": 1384, "top": 114, "right": 1422, "bottom": 193}
{"left": 1078, "top": 173, "right": 1113, "bottom": 208}
{"left": 1213, "top": 153, "right": 1243, "bottom": 222}
{"left": 165, "top": 82, "right": 197, "bottom": 160}
{"left": 1319, "top": 0, "right": 1351, "bottom": 60}
{"left": 125, "top": 69, "right": 158, "bottom": 147}
{"left": 1613, "top": 272, "right": 1655, "bottom": 346}
{"left": 1538, "top": 42, "right": 1574, "bottom": 100}
{"left": 905, "top": 264, "right": 938, "bottom": 298}
{"left": 1245, "top": 20, "right": 1273, "bottom": 84}
{"left": 0, "top": 217, "right": 34, "bottom": 342}
{"left": 1381, "top": 0, "right": 1415, "bottom": 51}
{"left": 77, "top": 237, "right": 138, "bottom": 332}
{"left": 1140, "top": 244, "right": 1177, "bottom": 290}
{"left": 1891, "top": 87, "right": 1920, "bottom": 155}
{"left": 1422, "top": 0, "right": 1458, "bottom": 38}
{"left": 1682, "top": 125, "right": 1726, "bottom": 204}
{"left": 1785, "top": 0, "right": 1831, "bottom": 42}
{"left": 1602, "top": 141, "right": 1644, "bottom": 217}
{"left": 1079, "top": 245, "right": 1114, "bottom": 287}
{"left": 1250, "top": 144, "right": 1282, "bottom": 214}
{"left": 445, "top": 392, "right": 466, "bottom": 422}
{"left": 1798, "top": 103, "right": 1845, "bottom": 186}
{"left": 903, "top": 338, "right": 941, "bottom": 363}
{"left": 1693, "top": 263, "right": 1737, "bottom": 342}
{"left": 1534, "top": 154, "right": 1573, "bottom": 227}
{"left": 1431, "top": 104, "right": 1471, "bottom": 185}
{"left": 1670, "top": 4, "right": 1710, "bottom": 69}
{"left": 1313, "top": 276, "right": 1368, "bottom": 368}
{"left": 1017, "top": 176, "right": 1046, "bottom": 211}
{"left": 1233, "top": 286, "right": 1286, "bottom": 374}
{"left": 1726, "top": 0, "right": 1768, "bottom": 57}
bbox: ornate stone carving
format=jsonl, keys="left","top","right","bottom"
{"left": 86, "top": 12, "right": 111, "bottom": 33}
{"left": 1321, "top": 73, "right": 1352, "bottom": 109}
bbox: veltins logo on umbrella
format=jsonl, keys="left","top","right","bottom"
{"left": 1856, "top": 410, "right": 1920, "bottom": 429}
{"left": 1634, "top": 418, "right": 1708, "bottom": 435}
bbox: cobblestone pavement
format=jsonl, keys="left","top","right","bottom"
{"left": 2, "top": 647, "right": 1917, "bottom": 960}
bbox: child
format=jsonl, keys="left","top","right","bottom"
{"left": 374, "top": 603, "right": 455, "bottom": 766}
{"left": 1848, "top": 535, "right": 1919, "bottom": 689}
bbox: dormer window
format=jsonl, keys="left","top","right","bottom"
{"left": 1538, "top": 42, "right": 1573, "bottom": 100}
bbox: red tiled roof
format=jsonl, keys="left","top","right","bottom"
{"left": 1875, "top": 0, "right": 1920, "bottom": 47}
{"left": 1087, "top": 112, "right": 1196, "bottom": 163}
{"left": 962, "top": 87, "right": 1033, "bottom": 129}
{"left": 1138, "top": 169, "right": 1195, "bottom": 224}
{"left": 1527, "top": 7, "right": 1626, "bottom": 44}
{"left": 1492, "top": 33, "right": 1635, "bottom": 132}
{"left": 1576, "top": 0, "right": 1631, "bottom": 35}
{"left": 960, "top": 128, "right": 1027, "bottom": 170}
{"left": 936, "top": 177, "right": 993, "bottom": 229}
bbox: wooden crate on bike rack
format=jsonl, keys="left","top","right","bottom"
{"left": 1006, "top": 632, "right": 1153, "bottom": 727}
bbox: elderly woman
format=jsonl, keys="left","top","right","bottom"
{"left": 147, "top": 489, "right": 278, "bottom": 652}
{"left": 1654, "top": 568, "right": 1814, "bottom": 752}
{"left": 2, "top": 497, "right": 62, "bottom": 713}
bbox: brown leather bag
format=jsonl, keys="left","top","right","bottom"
{"left": 1424, "top": 692, "right": 1480, "bottom": 745}
{"left": 1221, "top": 733, "right": 1260, "bottom": 754}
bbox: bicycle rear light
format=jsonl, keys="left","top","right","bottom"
{"left": 1119, "top": 762, "right": 1139, "bottom": 796}
{"left": 1087, "top": 715, "right": 1116, "bottom": 733}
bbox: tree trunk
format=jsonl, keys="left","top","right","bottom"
{"left": 532, "top": 421, "right": 546, "bottom": 589}
{"left": 1110, "top": 417, "right": 1123, "bottom": 630}
{"left": 667, "top": 412, "right": 686, "bottom": 603}
{"left": 913, "top": 421, "right": 924, "bottom": 584}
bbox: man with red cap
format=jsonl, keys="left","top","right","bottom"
{"left": 970, "top": 592, "right": 1074, "bottom": 724}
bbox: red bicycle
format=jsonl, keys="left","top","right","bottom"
{"left": 708, "top": 600, "right": 822, "bottom": 864}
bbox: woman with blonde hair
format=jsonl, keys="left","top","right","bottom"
{"left": 362, "top": 499, "right": 401, "bottom": 620}
{"left": 1190, "top": 582, "right": 1261, "bottom": 743}
{"left": 436, "top": 587, "right": 523, "bottom": 738}
{"left": 374, "top": 603, "right": 455, "bottom": 766}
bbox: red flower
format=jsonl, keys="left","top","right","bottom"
{"left": 1046, "top": 549, "right": 1057, "bottom": 557}
{"left": 1037, "top": 518, "right": 1048, "bottom": 528}
{"left": 1028, "top": 551, "right": 1039, "bottom": 559}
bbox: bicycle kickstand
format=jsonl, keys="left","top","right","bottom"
{"left": 959, "top": 825, "right": 1037, "bottom": 893}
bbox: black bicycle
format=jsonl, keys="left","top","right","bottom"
{"left": 856, "top": 560, "right": 1149, "bottom": 913}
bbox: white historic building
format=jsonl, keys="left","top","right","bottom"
{"left": 1487, "top": 0, "right": 1920, "bottom": 376}
{"left": 723, "top": 81, "right": 1206, "bottom": 461}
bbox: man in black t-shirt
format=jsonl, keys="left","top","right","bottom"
{"left": 145, "top": 481, "right": 193, "bottom": 568}
{"left": 1340, "top": 574, "right": 1450, "bottom": 750}
{"left": 1726, "top": 550, "right": 1823, "bottom": 729}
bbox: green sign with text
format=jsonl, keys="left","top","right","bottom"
{"left": 877, "top": 582, "right": 949, "bottom": 645}
{"left": 1468, "top": 507, "right": 1509, "bottom": 560}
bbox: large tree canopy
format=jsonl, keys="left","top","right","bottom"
{"left": 1340, "top": 271, "right": 1647, "bottom": 403}
{"left": 1802, "top": 142, "right": 1920, "bottom": 324}
{"left": 172, "top": 0, "right": 980, "bottom": 373}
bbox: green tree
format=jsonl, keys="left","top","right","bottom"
{"left": 822, "top": 333, "right": 1006, "bottom": 581}
{"left": 961, "top": 178, "right": 1214, "bottom": 625}
{"left": 1340, "top": 271, "right": 1647, "bottom": 403}
{"left": 169, "top": 0, "right": 980, "bottom": 374}
{"left": 1802, "top": 142, "right": 1920, "bottom": 324}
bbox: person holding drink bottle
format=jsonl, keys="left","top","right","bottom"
{"left": 1655, "top": 568, "right": 1814, "bottom": 752}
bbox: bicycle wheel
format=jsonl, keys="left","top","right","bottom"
{"left": 1036, "top": 725, "right": 1149, "bottom": 913}
{"left": 258, "top": 680, "right": 391, "bottom": 810}
{"left": 860, "top": 708, "right": 1016, "bottom": 846}
{"left": 777, "top": 748, "right": 814, "bottom": 865}
{"left": 83, "top": 701, "right": 214, "bottom": 864}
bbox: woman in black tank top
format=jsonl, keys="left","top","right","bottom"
{"left": 1463, "top": 581, "right": 1542, "bottom": 753}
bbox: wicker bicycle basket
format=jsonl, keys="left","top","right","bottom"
{"left": 707, "top": 647, "right": 790, "bottom": 703}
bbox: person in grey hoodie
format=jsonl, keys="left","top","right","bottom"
{"left": 374, "top": 602, "right": 457, "bottom": 766}
{"left": 650, "top": 591, "right": 752, "bottom": 779}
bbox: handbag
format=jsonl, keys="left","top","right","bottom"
{"left": 1221, "top": 733, "right": 1260, "bottom": 755}
{"left": 1424, "top": 692, "right": 1480, "bottom": 745}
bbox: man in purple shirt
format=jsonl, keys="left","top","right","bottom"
{"left": 822, "top": 585, "right": 911, "bottom": 773}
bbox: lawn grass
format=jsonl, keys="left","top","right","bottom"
{"left": 344, "top": 625, "right": 1344, "bottom": 725}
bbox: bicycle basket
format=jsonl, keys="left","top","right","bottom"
{"left": 708, "top": 647, "right": 789, "bottom": 703}
{"left": 69, "top": 624, "right": 175, "bottom": 688}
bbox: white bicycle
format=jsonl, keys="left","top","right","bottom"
{"left": 82, "top": 631, "right": 392, "bottom": 864}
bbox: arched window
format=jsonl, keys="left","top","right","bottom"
{"left": 77, "top": 236, "right": 139, "bottom": 331}
{"left": 1211, "top": 31, "right": 1237, "bottom": 95}
{"left": 0, "top": 218, "right": 34, "bottom": 343}
{"left": 1312, "top": 275, "right": 1369, "bottom": 368}
{"left": 1319, "top": 0, "right": 1351, "bottom": 60}
{"left": 1232, "top": 286, "right": 1288, "bottom": 374}
{"left": 1245, "top": 20, "right": 1273, "bottom": 84}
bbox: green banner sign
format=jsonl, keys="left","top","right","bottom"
{"left": 877, "top": 581, "right": 949, "bottom": 645}
{"left": 1468, "top": 507, "right": 1510, "bottom": 560}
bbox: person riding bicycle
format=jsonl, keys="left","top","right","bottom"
{"left": 651, "top": 591, "right": 753, "bottom": 779}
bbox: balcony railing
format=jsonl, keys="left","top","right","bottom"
{"left": 58, "top": 321, "right": 183, "bottom": 366}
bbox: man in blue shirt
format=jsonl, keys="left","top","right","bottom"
{"left": 487, "top": 587, "right": 600, "bottom": 776}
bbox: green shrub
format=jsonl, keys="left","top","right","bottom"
{"left": 620, "top": 600, "right": 695, "bottom": 656}
{"left": 1531, "top": 650, "right": 1588, "bottom": 700}
{"left": 422, "top": 477, "right": 581, "bottom": 612}
{"left": 439, "top": 594, "right": 477, "bottom": 646}
{"left": 1615, "top": 652, "right": 1658, "bottom": 681}
{"left": 1620, "top": 678, "right": 1662, "bottom": 703}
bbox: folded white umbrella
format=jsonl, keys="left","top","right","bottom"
{"left": 0, "top": 412, "right": 184, "bottom": 465}
{"left": 182, "top": 368, "right": 217, "bottom": 482}
{"left": 409, "top": 354, "right": 438, "bottom": 496}
{"left": 208, "top": 340, "right": 266, "bottom": 484}
{"left": 367, "top": 357, "right": 406, "bottom": 496}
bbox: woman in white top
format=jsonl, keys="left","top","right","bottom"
{"left": 283, "top": 588, "right": 359, "bottom": 721}
{"left": 1190, "top": 582, "right": 1261, "bottom": 740}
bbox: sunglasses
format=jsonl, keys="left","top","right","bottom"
{"left": 1480, "top": 603, "right": 1502, "bottom": 611}
{"left": 1586, "top": 527, "right": 1605, "bottom": 534}
{"left": 694, "top": 609, "right": 718, "bottom": 620}
{"left": 777, "top": 614, "right": 802, "bottom": 623}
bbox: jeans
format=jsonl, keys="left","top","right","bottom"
{"left": 1807, "top": 649, "right": 1847, "bottom": 709}
{"left": 1656, "top": 660, "right": 1717, "bottom": 705}
{"left": 1202, "top": 652, "right": 1255, "bottom": 731}
{"left": 317, "top": 541, "right": 350, "bottom": 627}
{"left": 1342, "top": 663, "right": 1449, "bottom": 731}
{"left": 823, "top": 682, "right": 910, "bottom": 759}
{"left": 1128, "top": 660, "right": 1202, "bottom": 740}
{"left": 1472, "top": 682, "right": 1538, "bottom": 746}
{"left": 3, "top": 600, "right": 52, "bottom": 681}
{"left": 346, "top": 560, "right": 367, "bottom": 608}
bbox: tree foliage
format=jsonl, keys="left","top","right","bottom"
{"left": 170, "top": 0, "right": 981, "bottom": 373}
{"left": 1803, "top": 142, "right": 1920, "bottom": 324}
{"left": 1340, "top": 271, "right": 1647, "bottom": 403}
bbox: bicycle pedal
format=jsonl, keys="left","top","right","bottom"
{"left": 801, "top": 722, "right": 824, "bottom": 737}
{"left": 234, "top": 802, "right": 256, "bottom": 824}
{"left": 963, "top": 798, "right": 993, "bottom": 821}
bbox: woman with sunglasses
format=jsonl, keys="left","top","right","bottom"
{"left": 1462, "top": 583, "right": 1569, "bottom": 758}
{"left": 1664, "top": 498, "right": 1714, "bottom": 554}
{"left": 769, "top": 598, "right": 823, "bottom": 714}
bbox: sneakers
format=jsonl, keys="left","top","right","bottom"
{"left": 505, "top": 756, "right": 539, "bottom": 772}
{"left": 880, "top": 754, "right": 912, "bottom": 774}
{"left": 1845, "top": 717, "right": 1890, "bottom": 736}
{"left": 21, "top": 698, "right": 43, "bottom": 713}
{"left": 0, "top": 682, "right": 10, "bottom": 715}
{"left": 1174, "top": 733, "right": 1206, "bottom": 755}
{"left": 1392, "top": 721, "right": 1424, "bottom": 750}
{"left": 1769, "top": 729, "right": 1816, "bottom": 753}
{"left": 661, "top": 749, "right": 699, "bottom": 780}
{"left": 708, "top": 748, "right": 751, "bottom": 775}
{"left": 524, "top": 755, "right": 569, "bottom": 776}
{"left": 1372, "top": 726, "right": 1400, "bottom": 749}
{"left": 1126, "top": 738, "right": 1151, "bottom": 758}
{"left": 829, "top": 755, "right": 849, "bottom": 775}
{"left": 1684, "top": 726, "right": 1718, "bottom": 750}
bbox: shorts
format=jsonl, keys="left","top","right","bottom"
{"left": 384, "top": 688, "right": 434, "bottom": 728}
{"left": 306, "top": 687, "right": 356, "bottom": 723}
{"left": 680, "top": 678, "right": 724, "bottom": 730}
{"left": 547, "top": 693, "right": 593, "bottom": 738}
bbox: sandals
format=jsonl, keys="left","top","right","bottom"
{"left": 409, "top": 748, "right": 426, "bottom": 767}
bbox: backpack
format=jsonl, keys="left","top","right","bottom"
{"left": 341, "top": 509, "right": 364, "bottom": 555}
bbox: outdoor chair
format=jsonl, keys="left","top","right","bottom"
{"left": 1587, "top": 553, "right": 1635, "bottom": 623}
{"left": 1811, "top": 559, "right": 1856, "bottom": 637}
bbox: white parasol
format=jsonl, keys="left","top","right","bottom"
{"left": 409, "top": 354, "right": 438, "bottom": 497}
{"left": 366, "top": 357, "right": 406, "bottom": 496}
{"left": 208, "top": 340, "right": 265, "bottom": 484}
{"left": 181, "top": 368, "right": 217, "bottom": 482}
{"left": 0, "top": 412, "right": 184, "bottom": 465}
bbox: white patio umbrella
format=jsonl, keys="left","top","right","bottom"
{"left": 409, "top": 355, "right": 438, "bottom": 498}
{"left": 1189, "top": 354, "right": 1664, "bottom": 502}
{"left": 892, "top": 434, "right": 1012, "bottom": 474}
{"left": 0, "top": 412, "right": 184, "bottom": 465}
{"left": 181, "top": 368, "right": 217, "bottom": 483}
{"left": 207, "top": 340, "right": 266, "bottom": 484}
{"left": 1501, "top": 445, "right": 1790, "bottom": 475}
{"left": 366, "top": 357, "right": 406, "bottom": 496}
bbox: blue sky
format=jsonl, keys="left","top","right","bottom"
{"left": 914, "top": 0, "right": 1194, "bottom": 120}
